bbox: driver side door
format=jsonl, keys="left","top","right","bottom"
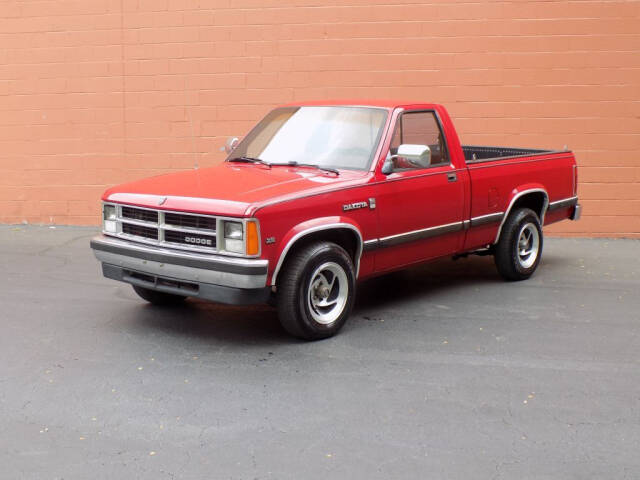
{"left": 373, "top": 110, "right": 466, "bottom": 273}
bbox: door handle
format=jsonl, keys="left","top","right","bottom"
{"left": 447, "top": 172, "right": 457, "bottom": 182}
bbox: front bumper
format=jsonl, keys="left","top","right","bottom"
{"left": 90, "top": 235, "right": 271, "bottom": 305}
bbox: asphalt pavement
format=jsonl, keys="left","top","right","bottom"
{"left": 1, "top": 225, "right": 639, "bottom": 480}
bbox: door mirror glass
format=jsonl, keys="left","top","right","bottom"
{"left": 381, "top": 158, "right": 394, "bottom": 175}
{"left": 388, "top": 144, "right": 431, "bottom": 171}
{"left": 225, "top": 136, "right": 240, "bottom": 154}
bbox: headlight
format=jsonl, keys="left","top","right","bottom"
{"left": 223, "top": 221, "right": 244, "bottom": 253}
{"left": 103, "top": 204, "right": 117, "bottom": 233}
{"left": 104, "top": 204, "right": 116, "bottom": 220}
{"left": 224, "top": 221, "right": 243, "bottom": 240}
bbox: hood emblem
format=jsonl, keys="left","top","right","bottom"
{"left": 157, "top": 196, "right": 167, "bottom": 206}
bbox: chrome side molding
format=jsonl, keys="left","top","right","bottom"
{"left": 378, "top": 221, "right": 464, "bottom": 248}
{"left": 547, "top": 196, "right": 578, "bottom": 212}
{"left": 470, "top": 212, "right": 504, "bottom": 227}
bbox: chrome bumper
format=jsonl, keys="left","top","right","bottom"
{"left": 571, "top": 203, "right": 582, "bottom": 221}
{"left": 90, "top": 235, "right": 270, "bottom": 305}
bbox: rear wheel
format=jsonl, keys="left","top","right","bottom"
{"left": 277, "top": 241, "right": 355, "bottom": 340}
{"left": 494, "top": 207, "right": 543, "bottom": 281}
{"left": 132, "top": 285, "right": 186, "bottom": 305}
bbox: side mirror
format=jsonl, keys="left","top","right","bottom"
{"left": 224, "top": 136, "right": 239, "bottom": 154}
{"left": 382, "top": 144, "right": 431, "bottom": 174}
{"left": 381, "top": 159, "right": 394, "bottom": 175}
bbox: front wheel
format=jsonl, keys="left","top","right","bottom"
{"left": 277, "top": 241, "right": 356, "bottom": 340}
{"left": 494, "top": 207, "right": 543, "bottom": 281}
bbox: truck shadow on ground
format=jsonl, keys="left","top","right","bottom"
{"left": 354, "top": 255, "right": 501, "bottom": 311}
{"left": 355, "top": 251, "right": 568, "bottom": 311}
{"left": 130, "top": 253, "right": 523, "bottom": 344}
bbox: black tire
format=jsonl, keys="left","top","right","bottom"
{"left": 132, "top": 285, "right": 186, "bottom": 305}
{"left": 494, "top": 207, "right": 543, "bottom": 281}
{"left": 277, "top": 241, "right": 356, "bottom": 340}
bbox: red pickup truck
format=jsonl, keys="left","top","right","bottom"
{"left": 90, "top": 100, "right": 580, "bottom": 339}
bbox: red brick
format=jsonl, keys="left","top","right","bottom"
{"left": 0, "top": 0, "right": 638, "bottom": 236}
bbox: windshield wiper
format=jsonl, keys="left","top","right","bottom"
{"left": 229, "top": 157, "right": 339, "bottom": 175}
{"left": 270, "top": 161, "right": 339, "bottom": 175}
{"left": 228, "top": 156, "right": 271, "bottom": 168}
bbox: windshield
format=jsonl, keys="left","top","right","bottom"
{"left": 227, "top": 106, "right": 388, "bottom": 170}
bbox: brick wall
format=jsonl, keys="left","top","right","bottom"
{"left": 1, "top": 0, "right": 639, "bottom": 237}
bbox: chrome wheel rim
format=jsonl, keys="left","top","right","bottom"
{"left": 307, "top": 262, "right": 349, "bottom": 325}
{"left": 517, "top": 223, "right": 540, "bottom": 269}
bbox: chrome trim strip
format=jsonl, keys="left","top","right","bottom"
{"left": 470, "top": 212, "right": 504, "bottom": 227}
{"left": 493, "top": 189, "right": 549, "bottom": 244}
{"left": 97, "top": 251, "right": 267, "bottom": 289}
{"left": 114, "top": 231, "right": 217, "bottom": 255}
{"left": 271, "top": 223, "right": 363, "bottom": 287}
{"left": 547, "top": 196, "right": 578, "bottom": 212}
{"left": 378, "top": 221, "right": 463, "bottom": 248}
{"left": 363, "top": 239, "right": 379, "bottom": 252}
{"left": 118, "top": 217, "right": 159, "bottom": 228}
{"left": 160, "top": 224, "right": 217, "bottom": 235}
{"left": 359, "top": 220, "right": 467, "bottom": 253}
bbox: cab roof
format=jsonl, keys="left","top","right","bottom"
{"left": 281, "top": 99, "right": 440, "bottom": 110}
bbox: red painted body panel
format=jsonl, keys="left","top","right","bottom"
{"left": 259, "top": 193, "right": 378, "bottom": 282}
{"left": 101, "top": 101, "right": 578, "bottom": 285}
{"left": 103, "top": 162, "right": 370, "bottom": 216}
{"left": 463, "top": 153, "right": 575, "bottom": 249}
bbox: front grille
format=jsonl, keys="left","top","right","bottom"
{"left": 112, "top": 204, "right": 220, "bottom": 253}
{"left": 165, "top": 212, "right": 216, "bottom": 231}
{"left": 122, "top": 223, "right": 158, "bottom": 240}
{"left": 164, "top": 230, "right": 216, "bottom": 248}
{"left": 122, "top": 206, "right": 158, "bottom": 223}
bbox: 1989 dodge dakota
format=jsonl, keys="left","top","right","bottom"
{"left": 91, "top": 100, "right": 581, "bottom": 339}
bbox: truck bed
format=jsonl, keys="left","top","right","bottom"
{"left": 462, "top": 145, "right": 555, "bottom": 163}
{"left": 462, "top": 144, "right": 577, "bottom": 252}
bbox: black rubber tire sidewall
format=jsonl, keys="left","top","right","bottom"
{"left": 494, "top": 208, "right": 543, "bottom": 281}
{"left": 277, "top": 242, "right": 356, "bottom": 340}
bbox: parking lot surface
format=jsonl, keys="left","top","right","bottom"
{"left": 1, "top": 225, "right": 639, "bottom": 479}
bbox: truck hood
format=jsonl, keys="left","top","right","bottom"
{"left": 103, "top": 162, "right": 370, "bottom": 216}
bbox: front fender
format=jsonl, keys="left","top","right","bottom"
{"left": 270, "top": 216, "right": 364, "bottom": 286}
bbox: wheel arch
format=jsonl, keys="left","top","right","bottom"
{"left": 271, "top": 218, "right": 363, "bottom": 287}
{"left": 494, "top": 187, "right": 549, "bottom": 244}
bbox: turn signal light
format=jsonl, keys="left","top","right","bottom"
{"left": 246, "top": 221, "right": 259, "bottom": 256}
